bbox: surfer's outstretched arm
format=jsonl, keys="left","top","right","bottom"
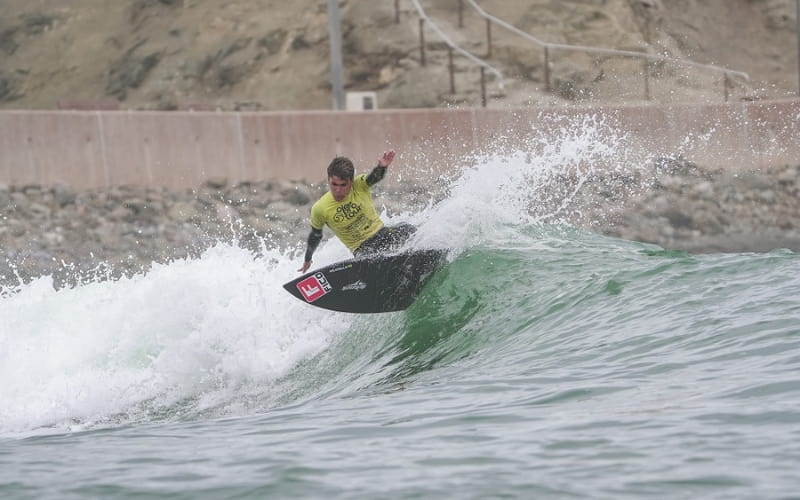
{"left": 366, "top": 149, "right": 395, "bottom": 186}
{"left": 299, "top": 227, "right": 323, "bottom": 273}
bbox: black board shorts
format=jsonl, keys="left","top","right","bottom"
{"left": 354, "top": 223, "right": 417, "bottom": 258}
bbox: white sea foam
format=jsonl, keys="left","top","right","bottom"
{"left": 412, "top": 113, "right": 632, "bottom": 252}
{"left": 0, "top": 242, "right": 354, "bottom": 436}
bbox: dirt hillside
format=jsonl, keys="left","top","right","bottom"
{"left": 0, "top": 0, "right": 798, "bottom": 111}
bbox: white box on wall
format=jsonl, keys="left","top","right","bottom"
{"left": 346, "top": 91, "right": 378, "bottom": 111}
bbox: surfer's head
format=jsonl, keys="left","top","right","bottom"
{"left": 327, "top": 156, "right": 354, "bottom": 181}
{"left": 327, "top": 156, "right": 354, "bottom": 201}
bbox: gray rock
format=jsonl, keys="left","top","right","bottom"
{"left": 52, "top": 183, "right": 76, "bottom": 207}
{"left": 2, "top": 166, "right": 799, "bottom": 289}
{"left": 167, "top": 201, "right": 199, "bottom": 223}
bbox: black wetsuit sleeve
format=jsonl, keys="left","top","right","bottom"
{"left": 365, "top": 164, "right": 387, "bottom": 186}
{"left": 304, "top": 227, "right": 323, "bottom": 262}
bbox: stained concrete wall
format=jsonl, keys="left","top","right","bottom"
{"left": 1, "top": 101, "right": 798, "bottom": 189}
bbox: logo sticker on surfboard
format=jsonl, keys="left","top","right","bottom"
{"left": 296, "top": 272, "right": 332, "bottom": 302}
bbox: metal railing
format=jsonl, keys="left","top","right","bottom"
{"left": 460, "top": 0, "right": 751, "bottom": 101}
{"left": 397, "top": 0, "right": 505, "bottom": 106}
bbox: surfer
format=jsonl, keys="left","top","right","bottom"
{"left": 298, "top": 149, "right": 416, "bottom": 273}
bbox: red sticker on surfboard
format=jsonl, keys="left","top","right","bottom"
{"left": 296, "top": 272, "right": 332, "bottom": 302}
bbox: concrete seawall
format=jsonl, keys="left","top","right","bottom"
{"left": 1, "top": 100, "right": 798, "bottom": 189}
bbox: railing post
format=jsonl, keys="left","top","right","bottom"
{"left": 724, "top": 73, "right": 731, "bottom": 102}
{"left": 485, "top": 19, "right": 492, "bottom": 58}
{"left": 480, "top": 67, "right": 487, "bottom": 107}
{"left": 796, "top": 0, "right": 800, "bottom": 97}
{"left": 395, "top": 0, "right": 400, "bottom": 24}
{"left": 544, "top": 46, "right": 551, "bottom": 92}
{"left": 458, "top": 0, "right": 464, "bottom": 28}
{"left": 448, "top": 47, "right": 456, "bottom": 94}
{"left": 643, "top": 59, "right": 651, "bottom": 101}
{"left": 419, "top": 18, "right": 426, "bottom": 67}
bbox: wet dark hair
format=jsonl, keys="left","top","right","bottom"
{"left": 327, "top": 156, "right": 355, "bottom": 181}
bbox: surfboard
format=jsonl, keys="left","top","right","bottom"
{"left": 283, "top": 248, "right": 448, "bottom": 313}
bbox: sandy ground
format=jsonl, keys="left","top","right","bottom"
{"left": 1, "top": 0, "right": 798, "bottom": 111}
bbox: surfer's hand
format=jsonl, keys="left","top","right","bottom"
{"left": 298, "top": 261, "right": 312, "bottom": 273}
{"left": 378, "top": 149, "right": 395, "bottom": 167}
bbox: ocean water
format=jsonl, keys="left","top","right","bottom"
{"left": 2, "top": 118, "right": 799, "bottom": 499}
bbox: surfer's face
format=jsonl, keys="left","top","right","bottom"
{"left": 328, "top": 175, "right": 353, "bottom": 202}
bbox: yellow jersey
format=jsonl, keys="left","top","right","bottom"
{"left": 310, "top": 174, "right": 384, "bottom": 251}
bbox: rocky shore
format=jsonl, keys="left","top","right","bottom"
{"left": 2, "top": 161, "right": 798, "bottom": 290}
{"left": 573, "top": 160, "right": 800, "bottom": 254}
